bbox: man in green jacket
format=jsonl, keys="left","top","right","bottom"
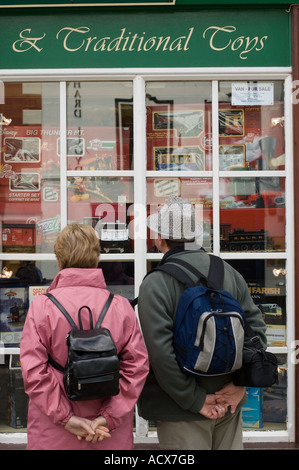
{"left": 137, "top": 196, "right": 267, "bottom": 450}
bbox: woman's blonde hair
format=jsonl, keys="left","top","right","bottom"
{"left": 54, "top": 223, "right": 100, "bottom": 270}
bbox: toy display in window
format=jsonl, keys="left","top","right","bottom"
{"left": 70, "top": 176, "right": 90, "bottom": 202}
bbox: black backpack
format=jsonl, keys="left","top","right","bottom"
{"left": 46, "top": 292, "right": 120, "bottom": 401}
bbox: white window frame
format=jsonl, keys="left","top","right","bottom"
{"left": 0, "top": 66, "right": 294, "bottom": 445}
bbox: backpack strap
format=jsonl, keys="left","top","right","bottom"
{"left": 130, "top": 253, "right": 225, "bottom": 308}
{"left": 78, "top": 306, "right": 94, "bottom": 330}
{"left": 95, "top": 292, "right": 114, "bottom": 329}
{"left": 152, "top": 263, "right": 196, "bottom": 289}
{"left": 48, "top": 354, "right": 65, "bottom": 372}
{"left": 46, "top": 292, "right": 114, "bottom": 330}
{"left": 206, "top": 255, "right": 225, "bottom": 290}
{"left": 45, "top": 293, "right": 78, "bottom": 330}
{"left": 160, "top": 254, "right": 224, "bottom": 291}
{"left": 130, "top": 263, "right": 195, "bottom": 308}
{"left": 46, "top": 293, "right": 79, "bottom": 371}
{"left": 46, "top": 291, "right": 114, "bottom": 372}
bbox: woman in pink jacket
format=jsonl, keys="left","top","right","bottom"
{"left": 20, "top": 223, "right": 149, "bottom": 450}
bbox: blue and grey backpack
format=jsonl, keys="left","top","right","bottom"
{"left": 152, "top": 255, "right": 246, "bottom": 378}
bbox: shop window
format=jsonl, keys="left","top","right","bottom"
{"left": 227, "top": 259, "right": 286, "bottom": 349}
{"left": 0, "top": 260, "right": 58, "bottom": 346}
{"left": 144, "top": 78, "right": 289, "bottom": 439}
{"left": 66, "top": 82, "right": 133, "bottom": 171}
{"left": 99, "top": 261, "right": 134, "bottom": 301}
{"left": 218, "top": 81, "right": 285, "bottom": 171}
{"left": 0, "top": 258, "right": 58, "bottom": 433}
{"left": 0, "top": 354, "right": 28, "bottom": 432}
{"left": 0, "top": 82, "right": 61, "bottom": 254}
{"left": 67, "top": 176, "right": 134, "bottom": 253}
{"left": 227, "top": 260, "right": 287, "bottom": 431}
{"left": 146, "top": 81, "right": 212, "bottom": 171}
{"left": 146, "top": 176, "right": 213, "bottom": 252}
{"left": 219, "top": 177, "right": 285, "bottom": 252}
{"left": 0, "top": 76, "right": 291, "bottom": 440}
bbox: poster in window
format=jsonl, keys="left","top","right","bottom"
{"left": 154, "top": 146, "right": 204, "bottom": 171}
{"left": 219, "top": 144, "right": 246, "bottom": 170}
{"left": 147, "top": 104, "right": 212, "bottom": 171}
{"left": 218, "top": 102, "right": 285, "bottom": 170}
{"left": 4, "top": 137, "right": 41, "bottom": 163}
{"left": 219, "top": 109, "right": 244, "bottom": 137}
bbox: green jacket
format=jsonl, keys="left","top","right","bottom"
{"left": 137, "top": 248, "right": 267, "bottom": 422}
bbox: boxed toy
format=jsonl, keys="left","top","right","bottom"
{"left": 0, "top": 286, "right": 28, "bottom": 345}
{"left": 242, "top": 387, "right": 263, "bottom": 428}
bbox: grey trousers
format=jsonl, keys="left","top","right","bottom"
{"left": 157, "top": 411, "right": 243, "bottom": 450}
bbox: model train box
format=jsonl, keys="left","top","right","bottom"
{"left": 2, "top": 223, "right": 38, "bottom": 253}
{"left": 0, "top": 287, "right": 27, "bottom": 345}
{"left": 100, "top": 222, "right": 130, "bottom": 253}
{"left": 242, "top": 387, "right": 263, "bottom": 429}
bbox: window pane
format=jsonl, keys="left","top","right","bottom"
{"left": 0, "top": 82, "right": 61, "bottom": 254}
{"left": 0, "top": 354, "right": 28, "bottom": 432}
{"left": 220, "top": 177, "right": 285, "bottom": 252}
{"left": 226, "top": 259, "right": 286, "bottom": 348}
{"left": 146, "top": 82, "right": 212, "bottom": 171}
{"left": 0, "top": 260, "right": 58, "bottom": 347}
{"left": 67, "top": 176, "right": 134, "bottom": 253}
{"left": 225, "top": 260, "right": 287, "bottom": 430}
{"left": 99, "top": 261, "right": 134, "bottom": 301}
{"left": 66, "top": 82, "right": 133, "bottom": 171}
{"left": 146, "top": 177, "right": 213, "bottom": 252}
{"left": 262, "top": 354, "right": 287, "bottom": 430}
{"left": 219, "top": 81, "right": 285, "bottom": 171}
{"left": 243, "top": 356, "right": 286, "bottom": 430}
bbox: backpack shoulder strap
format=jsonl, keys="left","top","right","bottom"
{"left": 45, "top": 292, "right": 78, "bottom": 330}
{"left": 48, "top": 354, "right": 65, "bottom": 372}
{"left": 130, "top": 262, "right": 195, "bottom": 308}
{"left": 207, "top": 255, "right": 225, "bottom": 290}
{"left": 130, "top": 253, "right": 225, "bottom": 308}
{"left": 95, "top": 292, "right": 114, "bottom": 329}
{"left": 152, "top": 263, "right": 195, "bottom": 288}
{"left": 161, "top": 258, "right": 207, "bottom": 287}
{"left": 160, "top": 254, "right": 225, "bottom": 290}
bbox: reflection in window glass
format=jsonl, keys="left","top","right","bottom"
{"left": 146, "top": 82, "right": 212, "bottom": 171}
{"left": 99, "top": 261, "right": 134, "bottom": 301}
{"left": 227, "top": 260, "right": 287, "bottom": 429}
{"left": 67, "top": 176, "right": 134, "bottom": 253}
{"left": 66, "top": 82, "right": 133, "bottom": 171}
{"left": 218, "top": 81, "right": 285, "bottom": 171}
{"left": 220, "top": 177, "right": 285, "bottom": 252}
{"left": 0, "top": 82, "right": 61, "bottom": 254}
{"left": 146, "top": 177, "right": 213, "bottom": 252}
{"left": 226, "top": 259, "right": 286, "bottom": 348}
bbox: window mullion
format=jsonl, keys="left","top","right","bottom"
{"left": 60, "top": 81, "right": 67, "bottom": 230}
{"left": 212, "top": 80, "right": 220, "bottom": 256}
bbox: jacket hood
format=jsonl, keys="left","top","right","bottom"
{"left": 47, "top": 268, "right": 107, "bottom": 291}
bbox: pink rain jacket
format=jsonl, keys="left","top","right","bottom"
{"left": 20, "top": 268, "right": 149, "bottom": 450}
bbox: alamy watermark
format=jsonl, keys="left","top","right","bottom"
{"left": 93, "top": 199, "right": 204, "bottom": 245}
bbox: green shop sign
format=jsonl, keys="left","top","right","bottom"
{"left": 0, "top": 7, "right": 290, "bottom": 69}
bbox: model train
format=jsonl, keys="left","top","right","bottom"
{"left": 220, "top": 228, "right": 272, "bottom": 251}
